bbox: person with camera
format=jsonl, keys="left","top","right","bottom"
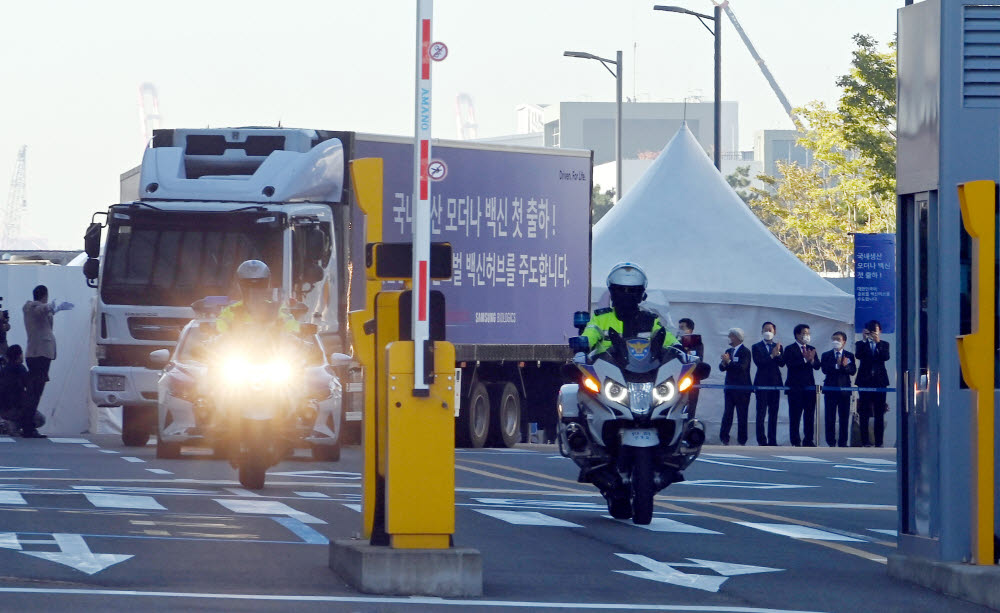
{"left": 0, "top": 299, "right": 10, "bottom": 359}
{"left": 855, "top": 320, "right": 890, "bottom": 447}
{"left": 22, "top": 285, "right": 74, "bottom": 437}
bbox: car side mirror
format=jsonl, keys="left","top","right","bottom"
{"left": 568, "top": 336, "right": 590, "bottom": 354}
{"left": 328, "top": 352, "right": 352, "bottom": 368}
{"left": 148, "top": 349, "right": 170, "bottom": 370}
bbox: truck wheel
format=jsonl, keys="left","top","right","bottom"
{"left": 122, "top": 406, "right": 152, "bottom": 447}
{"left": 156, "top": 439, "right": 181, "bottom": 459}
{"left": 630, "top": 447, "right": 656, "bottom": 526}
{"left": 457, "top": 382, "right": 491, "bottom": 448}
{"left": 488, "top": 382, "right": 521, "bottom": 448}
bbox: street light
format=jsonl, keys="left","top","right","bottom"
{"left": 654, "top": 4, "right": 722, "bottom": 171}
{"left": 564, "top": 50, "right": 623, "bottom": 202}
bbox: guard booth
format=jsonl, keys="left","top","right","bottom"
{"left": 892, "top": 0, "right": 1000, "bottom": 595}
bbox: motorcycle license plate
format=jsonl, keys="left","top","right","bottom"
{"left": 621, "top": 428, "right": 659, "bottom": 447}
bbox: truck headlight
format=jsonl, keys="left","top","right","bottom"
{"left": 652, "top": 380, "right": 676, "bottom": 405}
{"left": 603, "top": 379, "right": 628, "bottom": 405}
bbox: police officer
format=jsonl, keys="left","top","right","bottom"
{"left": 217, "top": 260, "right": 300, "bottom": 334}
{"left": 582, "top": 262, "right": 679, "bottom": 356}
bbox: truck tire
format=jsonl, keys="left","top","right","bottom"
{"left": 457, "top": 382, "right": 490, "bottom": 448}
{"left": 122, "top": 406, "right": 152, "bottom": 447}
{"left": 630, "top": 447, "right": 656, "bottom": 525}
{"left": 488, "top": 382, "right": 521, "bottom": 448}
{"left": 156, "top": 439, "right": 181, "bottom": 459}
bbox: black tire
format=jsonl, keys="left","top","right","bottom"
{"left": 156, "top": 439, "right": 181, "bottom": 459}
{"left": 238, "top": 458, "right": 267, "bottom": 490}
{"left": 312, "top": 443, "right": 341, "bottom": 462}
{"left": 607, "top": 494, "right": 632, "bottom": 520}
{"left": 238, "top": 421, "right": 270, "bottom": 490}
{"left": 456, "top": 382, "right": 491, "bottom": 448}
{"left": 122, "top": 406, "right": 152, "bottom": 447}
{"left": 488, "top": 382, "right": 521, "bottom": 448}
{"left": 630, "top": 447, "right": 656, "bottom": 525}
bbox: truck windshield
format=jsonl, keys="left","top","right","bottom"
{"left": 101, "top": 212, "right": 283, "bottom": 307}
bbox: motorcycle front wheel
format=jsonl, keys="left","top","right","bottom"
{"left": 630, "top": 447, "right": 655, "bottom": 525}
{"left": 238, "top": 419, "right": 271, "bottom": 490}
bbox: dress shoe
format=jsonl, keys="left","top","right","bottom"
{"left": 803, "top": 441, "right": 816, "bottom": 447}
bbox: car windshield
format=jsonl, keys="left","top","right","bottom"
{"left": 101, "top": 210, "right": 283, "bottom": 307}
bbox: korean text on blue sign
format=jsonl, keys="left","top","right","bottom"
{"left": 854, "top": 233, "right": 895, "bottom": 334}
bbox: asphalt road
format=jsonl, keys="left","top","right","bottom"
{"left": 0, "top": 435, "right": 987, "bottom": 612}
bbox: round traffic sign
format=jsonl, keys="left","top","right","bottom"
{"left": 429, "top": 42, "right": 448, "bottom": 62}
{"left": 428, "top": 159, "right": 448, "bottom": 181}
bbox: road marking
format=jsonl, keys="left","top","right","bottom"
{"left": 736, "top": 522, "right": 862, "bottom": 542}
{"left": 84, "top": 493, "right": 166, "bottom": 510}
{"left": 121, "top": 456, "right": 145, "bottom": 463}
{"left": 214, "top": 499, "right": 326, "bottom": 525}
{"left": 18, "top": 533, "right": 132, "bottom": 575}
{"left": 830, "top": 477, "right": 872, "bottom": 484}
{"left": 474, "top": 509, "right": 581, "bottom": 527}
{"left": 343, "top": 504, "right": 361, "bottom": 512}
{"left": 870, "top": 529, "right": 897, "bottom": 536}
{"left": 48, "top": 438, "right": 90, "bottom": 444}
{"left": 295, "top": 491, "right": 330, "bottom": 499}
{"left": 614, "top": 554, "right": 781, "bottom": 593}
{"left": 0, "top": 491, "right": 26, "bottom": 505}
{"left": 701, "top": 453, "right": 752, "bottom": 459}
{"left": 146, "top": 469, "right": 173, "bottom": 475}
{"left": 0, "top": 466, "right": 64, "bottom": 472}
{"left": 834, "top": 465, "right": 894, "bottom": 473}
{"left": 0, "top": 437, "right": 14, "bottom": 443}
{"left": 272, "top": 517, "right": 328, "bottom": 544}
{"left": 677, "top": 480, "right": 814, "bottom": 490}
{"left": 772, "top": 455, "right": 826, "bottom": 463}
{"left": 474, "top": 498, "right": 606, "bottom": 511}
{"left": 74, "top": 485, "right": 206, "bottom": 495}
{"left": 225, "top": 488, "right": 262, "bottom": 497}
{"left": 268, "top": 470, "right": 361, "bottom": 480}
{"left": 98, "top": 450, "right": 119, "bottom": 454}
{"left": 604, "top": 516, "right": 721, "bottom": 534}
{"left": 847, "top": 457, "right": 895, "bottom": 465}
{"left": 698, "top": 459, "right": 784, "bottom": 472}
{"left": 83, "top": 444, "right": 99, "bottom": 448}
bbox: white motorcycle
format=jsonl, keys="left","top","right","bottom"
{"left": 558, "top": 316, "right": 709, "bottom": 525}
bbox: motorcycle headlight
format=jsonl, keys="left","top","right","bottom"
{"left": 270, "top": 361, "right": 293, "bottom": 383}
{"left": 222, "top": 357, "right": 250, "bottom": 385}
{"left": 652, "top": 379, "right": 676, "bottom": 405}
{"left": 603, "top": 379, "right": 628, "bottom": 405}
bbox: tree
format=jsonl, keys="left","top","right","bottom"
{"left": 726, "top": 165, "right": 757, "bottom": 205}
{"left": 592, "top": 184, "right": 616, "bottom": 225}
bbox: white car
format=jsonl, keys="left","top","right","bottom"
{"left": 150, "top": 318, "right": 344, "bottom": 462}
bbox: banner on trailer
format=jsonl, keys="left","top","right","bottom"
{"left": 854, "top": 233, "right": 896, "bottom": 334}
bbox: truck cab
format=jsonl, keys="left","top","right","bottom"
{"left": 83, "top": 128, "right": 349, "bottom": 446}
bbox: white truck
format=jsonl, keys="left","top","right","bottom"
{"left": 84, "top": 127, "right": 593, "bottom": 448}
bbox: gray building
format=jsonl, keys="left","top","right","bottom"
{"left": 754, "top": 129, "right": 813, "bottom": 179}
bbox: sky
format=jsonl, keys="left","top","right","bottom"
{"left": 0, "top": 0, "right": 900, "bottom": 250}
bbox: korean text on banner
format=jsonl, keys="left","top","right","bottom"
{"left": 854, "top": 233, "right": 896, "bottom": 334}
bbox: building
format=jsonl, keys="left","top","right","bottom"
{"left": 754, "top": 129, "right": 813, "bottom": 179}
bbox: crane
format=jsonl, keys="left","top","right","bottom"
{"left": 2, "top": 146, "right": 27, "bottom": 249}
{"left": 714, "top": 0, "right": 802, "bottom": 130}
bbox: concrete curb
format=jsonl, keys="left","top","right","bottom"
{"left": 887, "top": 553, "right": 1000, "bottom": 610}
{"left": 330, "top": 539, "right": 482, "bottom": 597}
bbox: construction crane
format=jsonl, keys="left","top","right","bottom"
{"left": 2, "top": 146, "right": 27, "bottom": 249}
{"left": 138, "top": 82, "right": 162, "bottom": 152}
{"left": 714, "top": 0, "right": 802, "bottom": 130}
{"left": 455, "top": 93, "right": 479, "bottom": 140}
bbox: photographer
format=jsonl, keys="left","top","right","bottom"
{"left": 22, "top": 285, "right": 74, "bottom": 438}
{"left": 855, "top": 320, "right": 890, "bottom": 447}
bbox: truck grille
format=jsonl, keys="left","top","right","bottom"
{"left": 127, "top": 317, "right": 189, "bottom": 341}
{"left": 99, "top": 344, "right": 173, "bottom": 367}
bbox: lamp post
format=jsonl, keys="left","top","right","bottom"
{"left": 654, "top": 4, "right": 722, "bottom": 171}
{"left": 564, "top": 50, "right": 623, "bottom": 202}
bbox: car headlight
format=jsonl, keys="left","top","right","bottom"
{"left": 652, "top": 379, "right": 676, "bottom": 405}
{"left": 603, "top": 379, "right": 628, "bottom": 405}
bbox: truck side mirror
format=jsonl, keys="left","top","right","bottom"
{"left": 84, "top": 222, "right": 102, "bottom": 259}
{"left": 148, "top": 349, "right": 170, "bottom": 369}
{"left": 83, "top": 258, "right": 100, "bottom": 283}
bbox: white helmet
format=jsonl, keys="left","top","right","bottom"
{"left": 606, "top": 262, "right": 647, "bottom": 289}
{"left": 236, "top": 260, "right": 271, "bottom": 308}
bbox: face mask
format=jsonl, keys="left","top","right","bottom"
{"left": 801, "top": 334, "right": 811, "bottom": 345}
{"left": 762, "top": 331, "right": 774, "bottom": 341}
{"left": 831, "top": 340, "right": 843, "bottom": 350}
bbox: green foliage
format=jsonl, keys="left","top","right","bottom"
{"left": 750, "top": 34, "right": 896, "bottom": 274}
{"left": 592, "top": 184, "right": 616, "bottom": 225}
{"left": 726, "top": 165, "right": 757, "bottom": 205}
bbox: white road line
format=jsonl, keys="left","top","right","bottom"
{"left": 84, "top": 493, "right": 166, "bottom": 510}
{"left": 869, "top": 529, "right": 897, "bottom": 537}
{"left": 48, "top": 438, "right": 90, "bottom": 444}
{"left": 474, "top": 509, "right": 582, "bottom": 527}
{"left": 698, "top": 459, "right": 784, "bottom": 472}
{"left": 225, "top": 488, "right": 262, "bottom": 497}
{"left": 342, "top": 504, "right": 362, "bottom": 512}
{"left": 736, "top": 522, "right": 862, "bottom": 542}
{"left": 213, "top": 499, "right": 326, "bottom": 525}
{"left": 604, "top": 516, "right": 721, "bottom": 534}
{"left": 700, "top": 453, "right": 751, "bottom": 459}
{"left": 98, "top": 450, "right": 119, "bottom": 454}
{"left": 834, "top": 465, "right": 894, "bottom": 473}
{"left": 294, "top": 492, "right": 331, "bottom": 499}
{"left": 121, "top": 457, "right": 145, "bottom": 463}
{"left": 0, "top": 491, "right": 26, "bottom": 505}
{"left": 676, "top": 480, "right": 813, "bottom": 490}
{"left": 772, "top": 456, "right": 826, "bottom": 463}
{"left": 0, "top": 586, "right": 831, "bottom": 612}
{"left": 0, "top": 437, "right": 14, "bottom": 443}
{"left": 83, "top": 444, "right": 99, "bottom": 448}
{"left": 847, "top": 457, "right": 895, "bottom": 465}
{"left": 473, "top": 498, "right": 606, "bottom": 511}
{"left": 830, "top": 477, "right": 872, "bottom": 484}
{"left": 146, "top": 469, "right": 173, "bottom": 475}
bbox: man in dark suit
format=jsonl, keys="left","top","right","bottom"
{"left": 782, "top": 324, "right": 821, "bottom": 447}
{"left": 821, "top": 331, "right": 857, "bottom": 447}
{"left": 751, "top": 321, "right": 784, "bottom": 446}
{"left": 677, "top": 318, "right": 704, "bottom": 418}
{"left": 718, "top": 328, "right": 751, "bottom": 445}
{"left": 855, "top": 319, "right": 890, "bottom": 447}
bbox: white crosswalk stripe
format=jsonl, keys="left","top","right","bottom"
{"left": 847, "top": 457, "right": 895, "bottom": 465}
{"left": 773, "top": 455, "right": 827, "bottom": 463}
{"left": 474, "top": 509, "right": 581, "bottom": 527}
{"left": 736, "top": 522, "right": 862, "bottom": 542}
{"left": 84, "top": 493, "right": 166, "bottom": 510}
{"left": 604, "top": 516, "right": 722, "bottom": 534}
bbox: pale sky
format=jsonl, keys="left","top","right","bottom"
{"left": 0, "top": 0, "right": 900, "bottom": 249}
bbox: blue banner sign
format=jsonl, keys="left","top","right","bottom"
{"left": 854, "top": 233, "right": 896, "bottom": 334}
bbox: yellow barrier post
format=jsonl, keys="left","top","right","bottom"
{"left": 956, "top": 180, "right": 996, "bottom": 566}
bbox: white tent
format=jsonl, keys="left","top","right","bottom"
{"left": 592, "top": 125, "right": 854, "bottom": 445}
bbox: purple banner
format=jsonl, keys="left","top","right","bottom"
{"left": 353, "top": 138, "right": 592, "bottom": 345}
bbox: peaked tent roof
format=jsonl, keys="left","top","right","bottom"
{"left": 592, "top": 124, "right": 852, "bottom": 322}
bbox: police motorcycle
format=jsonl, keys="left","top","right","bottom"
{"left": 557, "top": 312, "right": 709, "bottom": 525}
